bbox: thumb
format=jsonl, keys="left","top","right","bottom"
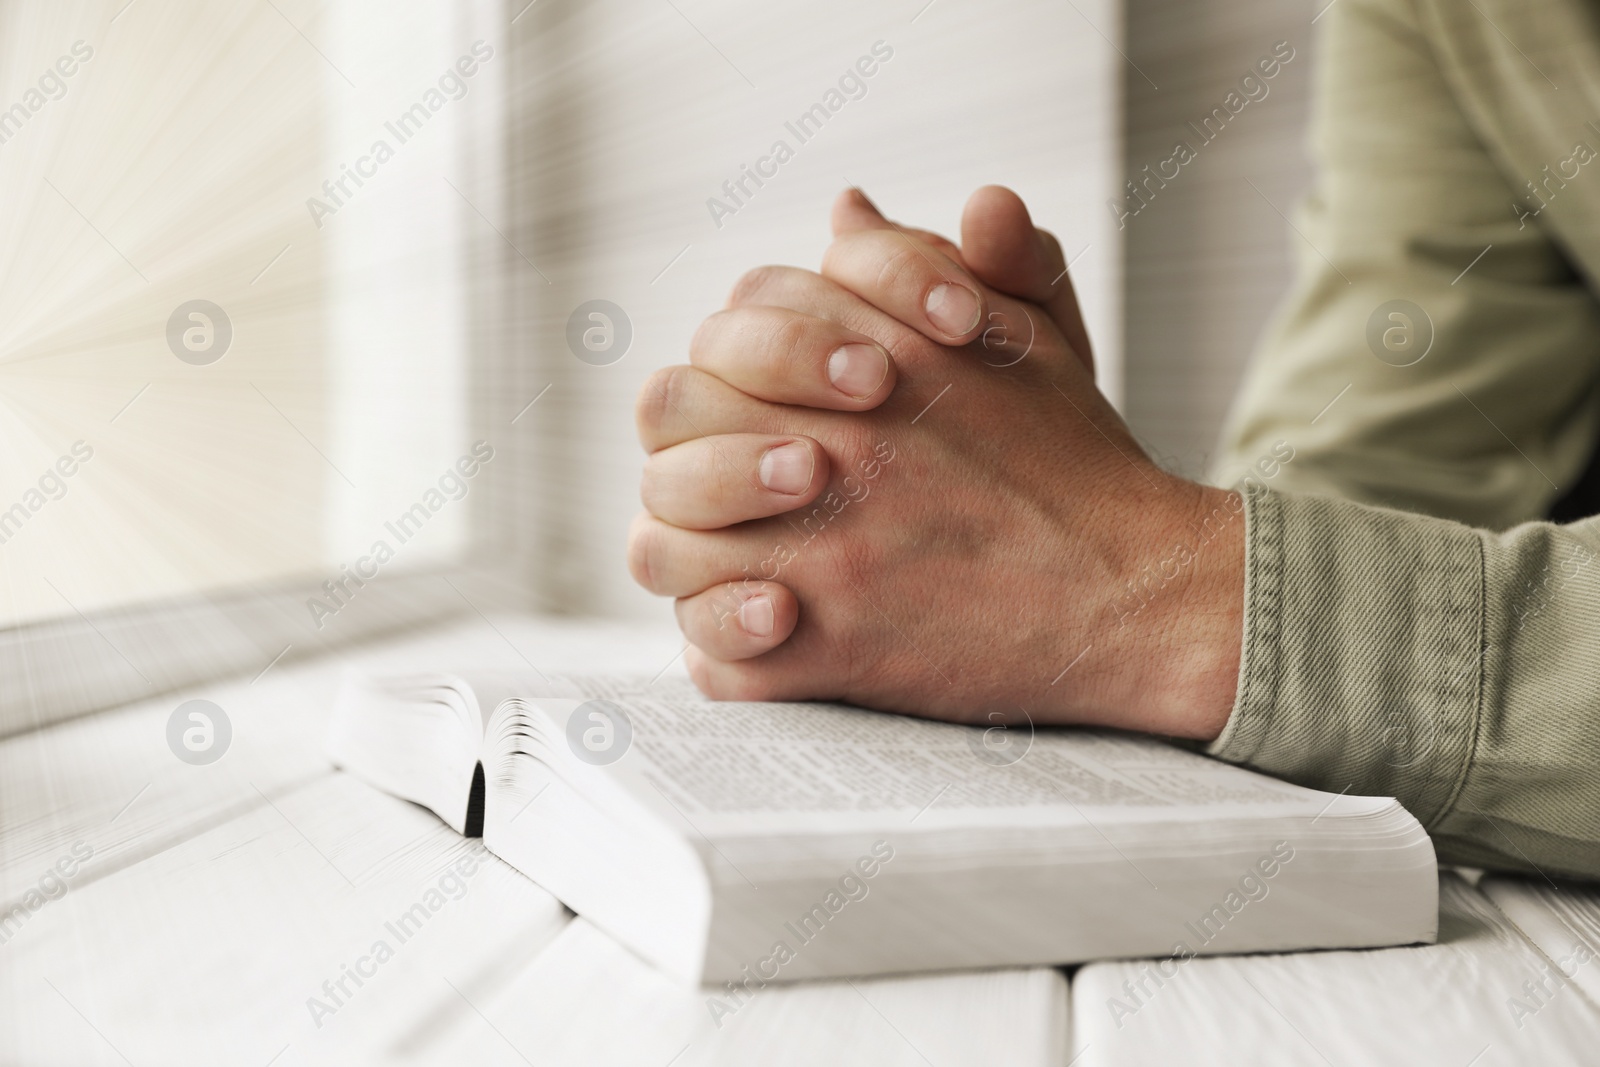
{"left": 959, "top": 185, "right": 1093, "bottom": 374}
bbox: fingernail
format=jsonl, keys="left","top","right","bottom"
{"left": 925, "top": 282, "right": 981, "bottom": 338}
{"left": 759, "top": 442, "right": 813, "bottom": 495}
{"left": 827, "top": 343, "right": 889, "bottom": 399}
{"left": 739, "top": 594, "right": 774, "bottom": 638}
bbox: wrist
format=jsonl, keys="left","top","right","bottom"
{"left": 1081, "top": 478, "right": 1245, "bottom": 741}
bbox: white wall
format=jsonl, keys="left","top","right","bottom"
{"left": 1120, "top": 0, "right": 1317, "bottom": 479}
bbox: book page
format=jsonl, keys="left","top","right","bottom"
{"left": 520, "top": 678, "right": 1377, "bottom": 838}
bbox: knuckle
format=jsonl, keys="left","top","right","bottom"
{"left": 768, "top": 313, "right": 817, "bottom": 374}
{"left": 703, "top": 455, "right": 739, "bottom": 516}
{"left": 873, "top": 241, "right": 927, "bottom": 297}
{"left": 637, "top": 459, "right": 664, "bottom": 516}
{"left": 626, "top": 515, "right": 663, "bottom": 593}
{"left": 688, "top": 310, "right": 732, "bottom": 365}
{"left": 635, "top": 365, "right": 690, "bottom": 443}
{"left": 727, "top": 264, "right": 793, "bottom": 308}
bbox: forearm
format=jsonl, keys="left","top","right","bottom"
{"left": 1205, "top": 485, "right": 1600, "bottom": 880}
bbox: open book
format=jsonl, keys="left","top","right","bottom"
{"left": 327, "top": 671, "right": 1438, "bottom": 985}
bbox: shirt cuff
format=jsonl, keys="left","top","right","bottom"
{"left": 1203, "top": 484, "right": 1483, "bottom": 827}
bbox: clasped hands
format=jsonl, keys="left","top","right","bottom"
{"left": 630, "top": 187, "right": 1243, "bottom": 740}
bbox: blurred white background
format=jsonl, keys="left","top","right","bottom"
{"left": 0, "top": 0, "right": 1315, "bottom": 729}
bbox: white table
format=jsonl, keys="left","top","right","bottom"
{"left": 2, "top": 616, "right": 1596, "bottom": 1065}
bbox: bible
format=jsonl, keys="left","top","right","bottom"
{"left": 327, "top": 670, "right": 1438, "bottom": 985}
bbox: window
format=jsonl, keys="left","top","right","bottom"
{"left": 0, "top": 0, "right": 504, "bottom": 732}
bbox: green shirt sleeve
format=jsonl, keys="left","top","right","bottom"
{"left": 1210, "top": 0, "right": 1600, "bottom": 528}
{"left": 1208, "top": 487, "right": 1600, "bottom": 880}
{"left": 1204, "top": 0, "right": 1600, "bottom": 879}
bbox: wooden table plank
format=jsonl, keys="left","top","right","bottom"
{"left": 1, "top": 616, "right": 1072, "bottom": 1066}
{"left": 1070, "top": 872, "right": 1600, "bottom": 1065}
